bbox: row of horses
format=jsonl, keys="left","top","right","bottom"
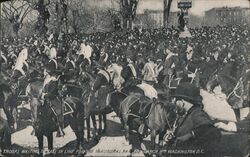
{"left": 0, "top": 60, "right": 249, "bottom": 157}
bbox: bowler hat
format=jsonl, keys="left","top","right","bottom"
{"left": 171, "top": 83, "right": 202, "bottom": 105}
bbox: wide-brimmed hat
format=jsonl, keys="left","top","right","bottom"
{"left": 171, "top": 83, "right": 202, "bottom": 105}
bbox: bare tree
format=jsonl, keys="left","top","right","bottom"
{"left": 55, "top": 0, "right": 68, "bottom": 34}
{"left": 67, "top": 0, "right": 88, "bottom": 34}
{"left": 30, "top": 0, "right": 51, "bottom": 35}
{"left": 120, "top": 0, "right": 139, "bottom": 30}
{"left": 1, "top": 0, "right": 33, "bottom": 36}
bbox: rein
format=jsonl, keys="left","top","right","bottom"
{"left": 227, "top": 78, "right": 242, "bottom": 100}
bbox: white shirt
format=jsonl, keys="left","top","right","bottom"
{"left": 49, "top": 47, "right": 57, "bottom": 60}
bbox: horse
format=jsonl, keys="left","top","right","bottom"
{"left": 26, "top": 78, "right": 86, "bottom": 156}
{"left": 0, "top": 82, "right": 18, "bottom": 155}
{"left": 120, "top": 95, "right": 177, "bottom": 157}
{"left": 61, "top": 73, "right": 98, "bottom": 142}
{"left": 0, "top": 118, "right": 11, "bottom": 156}
{"left": 86, "top": 66, "right": 117, "bottom": 136}
{"left": 206, "top": 62, "right": 249, "bottom": 120}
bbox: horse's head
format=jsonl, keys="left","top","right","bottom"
{"left": 147, "top": 100, "right": 177, "bottom": 133}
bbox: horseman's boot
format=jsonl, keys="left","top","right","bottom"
{"left": 56, "top": 125, "right": 65, "bottom": 137}
{"left": 56, "top": 115, "right": 65, "bottom": 137}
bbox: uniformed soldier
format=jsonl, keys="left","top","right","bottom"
{"left": 163, "top": 48, "right": 179, "bottom": 88}
{"left": 121, "top": 55, "right": 138, "bottom": 90}
{"left": 184, "top": 45, "right": 200, "bottom": 86}
{"left": 107, "top": 56, "right": 124, "bottom": 90}
{"left": 141, "top": 56, "right": 157, "bottom": 85}
{"left": 12, "top": 45, "right": 29, "bottom": 81}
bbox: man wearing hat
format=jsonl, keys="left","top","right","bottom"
{"left": 121, "top": 55, "right": 137, "bottom": 90}
{"left": 98, "top": 48, "right": 109, "bottom": 68}
{"left": 183, "top": 45, "right": 200, "bottom": 86}
{"left": 170, "top": 83, "right": 221, "bottom": 155}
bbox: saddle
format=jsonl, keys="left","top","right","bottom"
{"left": 120, "top": 94, "right": 155, "bottom": 136}
{"left": 138, "top": 96, "right": 154, "bottom": 119}
{"left": 64, "top": 83, "right": 83, "bottom": 98}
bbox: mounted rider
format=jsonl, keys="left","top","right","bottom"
{"left": 162, "top": 47, "right": 182, "bottom": 91}
{"left": 184, "top": 45, "right": 200, "bottom": 86}
{"left": 121, "top": 55, "right": 138, "bottom": 90}
{"left": 141, "top": 55, "right": 158, "bottom": 86}
{"left": 107, "top": 56, "right": 124, "bottom": 90}
{"left": 41, "top": 54, "right": 64, "bottom": 137}
{"left": 12, "top": 44, "right": 29, "bottom": 82}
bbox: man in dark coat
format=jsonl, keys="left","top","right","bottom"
{"left": 163, "top": 48, "right": 179, "bottom": 88}
{"left": 169, "top": 83, "right": 221, "bottom": 156}
{"left": 121, "top": 56, "right": 138, "bottom": 90}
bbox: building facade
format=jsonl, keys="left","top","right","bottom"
{"left": 205, "top": 7, "right": 250, "bottom": 26}
{"left": 132, "top": 9, "right": 179, "bottom": 29}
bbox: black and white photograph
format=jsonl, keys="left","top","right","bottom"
{"left": 0, "top": 0, "right": 249, "bottom": 156}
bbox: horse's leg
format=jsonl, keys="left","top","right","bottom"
{"left": 75, "top": 132, "right": 86, "bottom": 156}
{"left": 91, "top": 114, "right": 97, "bottom": 136}
{"left": 233, "top": 108, "right": 241, "bottom": 121}
{"left": 158, "top": 130, "right": 166, "bottom": 148}
{"left": 98, "top": 114, "right": 103, "bottom": 135}
{"left": 86, "top": 116, "right": 91, "bottom": 142}
{"left": 120, "top": 117, "right": 125, "bottom": 131}
{"left": 103, "top": 113, "right": 107, "bottom": 133}
{"left": 47, "top": 132, "right": 54, "bottom": 157}
{"left": 37, "top": 134, "right": 44, "bottom": 156}
{"left": 150, "top": 130, "right": 157, "bottom": 157}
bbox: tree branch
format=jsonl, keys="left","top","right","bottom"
{"left": 19, "top": 6, "right": 32, "bottom": 23}
{"left": 2, "top": 3, "right": 12, "bottom": 15}
{"left": 2, "top": 5, "right": 11, "bottom": 19}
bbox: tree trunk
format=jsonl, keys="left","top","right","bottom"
{"left": 13, "top": 22, "right": 20, "bottom": 37}
{"left": 164, "top": 0, "right": 168, "bottom": 28}
{"left": 164, "top": 0, "right": 172, "bottom": 28}
{"left": 73, "top": 11, "right": 78, "bottom": 34}
{"left": 128, "top": 17, "right": 133, "bottom": 30}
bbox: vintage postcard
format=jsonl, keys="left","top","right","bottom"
{"left": 0, "top": 0, "right": 249, "bottom": 156}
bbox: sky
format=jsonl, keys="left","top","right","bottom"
{"left": 87, "top": 0, "right": 250, "bottom": 16}
{"left": 138, "top": 0, "right": 250, "bottom": 16}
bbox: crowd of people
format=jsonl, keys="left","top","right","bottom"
{"left": 1, "top": 25, "right": 249, "bottom": 89}
{"left": 0, "top": 24, "right": 249, "bottom": 155}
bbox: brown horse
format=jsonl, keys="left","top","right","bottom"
{"left": 0, "top": 82, "right": 18, "bottom": 155}
{"left": 0, "top": 118, "right": 11, "bottom": 156}
{"left": 120, "top": 95, "right": 177, "bottom": 156}
{"left": 26, "top": 79, "right": 86, "bottom": 156}
{"left": 62, "top": 81, "right": 98, "bottom": 142}
{"left": 86, "top": 68, "right": 115, "bottom": 136}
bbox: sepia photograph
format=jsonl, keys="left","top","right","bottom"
{"left": 0, "top": 0, "right": 249, "bottom": 156}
